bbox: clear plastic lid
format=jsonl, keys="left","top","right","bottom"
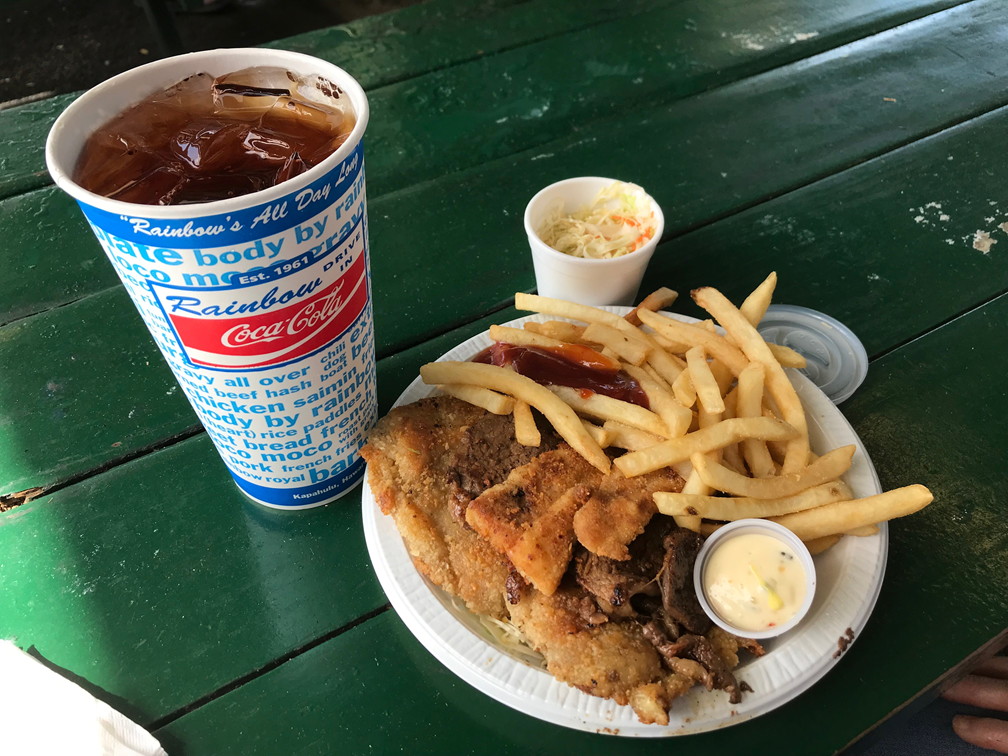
{"left": 757, "top": 304, "right": 868, "bottom": 404}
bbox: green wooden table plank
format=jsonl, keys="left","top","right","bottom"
{"left": 1, "top": 0, "right": 990, "bottom": 327}
{"left": 0, "top": 93, "right": 75, "bottom": 200}
{"left": 0, "top": 288, "right": 195, "bottom": 497}
{"left": 267, "top": 0, "right": 681, "bottom": 88}
{"left": 640, "top": 101, "right": 1008, "bottom": 360}
{"left": 153, "top": 293, "right": 1008, "bottom": 755}
{"left": 0, "top": 314, "right": 498, "bottom": 722}
{"left": 0, "top": 0, "right": 969, "bottom": 204}
{"left": 360, "top": 0, "right": 969, "bottom": 198}
{"left": 0, "top": 433, "right": 384, "bottom": 725}
{"left": 0, "top": 0, "right": 676, "bottom": 201}
{"left": 5, "top": 90, "right": 1007, "bottom": 497}
{"left": 0, "top": 186, "right": 120, "bottom": 327}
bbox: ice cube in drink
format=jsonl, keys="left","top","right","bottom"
{"left": 72, "top": 66, "right": 357, "bottom": 205}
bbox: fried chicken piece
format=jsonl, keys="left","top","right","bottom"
{"left": 465, "top": 446, "right": 603, "bottom": 595}
{"left": 362, "top": 396, "right": 518, "bottom": 619}
{"left": 572, "top": 465, "right": 685, "bottom": 560}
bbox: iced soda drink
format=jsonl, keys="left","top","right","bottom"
{"left": 74, "top": 66, "right": 356, "bottom": 205}
{"left": 46, "top": 49, "right": 376, "bottom": 509}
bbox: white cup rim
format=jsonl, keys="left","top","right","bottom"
{"left": 44, "top": 47, "right": 370, "bottom": 217}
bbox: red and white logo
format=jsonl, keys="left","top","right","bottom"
{"left": 157, "top": 253, "right": 368, "bottom": 370}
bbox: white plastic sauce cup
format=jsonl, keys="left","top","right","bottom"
{"left": 693, "top": 519, "right": 817, "bottom": 639}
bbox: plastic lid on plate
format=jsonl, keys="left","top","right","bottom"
{"left": 757, "top": 304, "right": 868, "bottom": 404}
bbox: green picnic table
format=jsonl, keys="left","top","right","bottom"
{"left": 1, "top": 0, "right": 1006, "bottom": 753}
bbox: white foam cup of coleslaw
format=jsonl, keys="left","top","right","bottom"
{"left": 524, "top": 176, "right": 664, "bottom": 307}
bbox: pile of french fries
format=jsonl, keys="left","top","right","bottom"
{"left": 419, "top": 273, "right": 932, "bottom": 555}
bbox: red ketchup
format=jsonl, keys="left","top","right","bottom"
{"left": 473, "top": 342, "right": 649, "bottom": 408}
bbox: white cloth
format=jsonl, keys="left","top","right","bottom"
{"left": 0, "top": 640, "right": 168, "bottom": 756}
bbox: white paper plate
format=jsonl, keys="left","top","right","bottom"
{"left": 362, "top": 310, "right": 886, "bottom": 736}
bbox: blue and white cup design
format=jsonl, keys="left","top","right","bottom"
{"left": 46, "top": 49, "right": 376, "bottom": 509}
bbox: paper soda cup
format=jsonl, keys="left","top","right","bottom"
{"left": 45, "top": 48, "right": 376, "bottom": 509}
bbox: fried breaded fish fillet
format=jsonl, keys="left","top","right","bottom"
{"left": 506, "top": 576, "right": 759, "bottom": 725}
{"left": 363, "top": 395, "right": 762, "bottom": 725}
{"left": 361, "top": 395, "right": 554, "bottom": 619}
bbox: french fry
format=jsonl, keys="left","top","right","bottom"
{"left": 739, "top": 271, "right": 777, "bottom": 326}
{"left": 488, "top": 324, "right": 567, "bottom": 350}
{"left": 700, "top": 520, "right": 722, "bottom": 538}
{"left": 673, "top": 514, "right": 702, "bottom": 532}
{"left": 644, "top": 344, "right": 687, "bottom": 386}
{"left": 682, "top": 466, "right": 710, "bottom": 495}
{"left": 672, "top": 368, "right": 697, "bottom": 408}
{"left": 420, "top": 361, "right": 611, "bottom": 473}
{"left": 636, "top": 309, "right": 749, "bottom": 375}
{"left": 625, "top": 287, "right": 679, "bottom": 326}
{"left": 583, "top": 322, "right": 649, "bottom": 365}
{"left": 735, "top": 362, "right": 777, "bottom": 477}
{"left": 720, "top": 440, "right": 749, "bottom": 476}
{"left": 846, "top": 524, "right": 880, "bottom": 536}
{"left": 550, "top": 385, "right": 669, "bottom": 438}
{"left": 438, "top": 383, "right": 515, "bottom": 415}
{"left": 614, "top": 417, "right": 799, "bottom": 477}
{"left": 692, "top": 286, "right": 810, "bottom": 473}
{"left": 653, "top": 480, "right": 850, "bottom": 520}
{"left": 602, "top": 420, "right": 664, "bottom": 451}
{"left": 622, "top": 364, "right": 692, "bottom": 438}
{"left": 513, "top": 399, "right": 541, "bottom": 446}
{"left": 515, "top": 292, "right": 651, "bottom": 349}
{"left": 768, "top": 342, "right": 807, "bottom": 369}
{"left": 722, "top": 386, "right": 739, "bottom": 419}
{"left": 648, "top": 330, "right": 693, "bottom": 355}
{"left": 769, "top": 485, "right": 933, "bottom": 540}
{"left": 523, "top": 320, "right": 589, "bottom": 344}
{"left": 709, "top": 359, "right": 735, "bottom": 395}
{"left": 685, "top": 346, "right": 725, "bottom": 414}
{"left": 690, "top": 445, "right": 855, "bottom": 498}
{"left": 642, "top": 361, "right": 674, "bottom": 392}
{"left": 804, "top": 534, "right": 843, "bottom": 555}
{"left": 582, "top": 419, "right": 610, "bottom": 448}
{"left": 674, "top": 465, "right": 710, "bottom": 532}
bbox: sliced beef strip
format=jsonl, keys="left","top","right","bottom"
{"left": 658, "top": 528, "right": 711, "bottom": 635}
{"left": 574, "top": 515, "right": 675, "bottom": 608}
{"left": 446, "top": 407, "right": 561, "bottom": 513}
{"left": 575, "top": 520, "right": 711, "bottom": 643}
{"left": 641, "top": 621, "right": 748, "bottom": 704}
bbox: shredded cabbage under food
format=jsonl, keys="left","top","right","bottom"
{"left": 538, "top": 181, "right": 657, "bottom": 259}
{"left": 448, "top": 596, "right": 546, "bottom": 668}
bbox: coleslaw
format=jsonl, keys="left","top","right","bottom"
{"left": 537, "top": 181, "right": 657, "bottom": 259}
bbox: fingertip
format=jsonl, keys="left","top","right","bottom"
{"left": 952, "top": 714, "right": 1008, "bottom": 753}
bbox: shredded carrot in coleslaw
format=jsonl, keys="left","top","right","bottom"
{"left": 538, "top": 181, "right": 657, "bottom": 259}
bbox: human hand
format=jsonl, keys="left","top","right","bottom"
{"left": 941, "top": 653, "right": 1008, "bottom": 753}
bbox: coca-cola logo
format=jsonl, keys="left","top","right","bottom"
{"left": 156, "top": 253, "right": 368, "bottom": 370}
{"left": 220, "top": 287, "right": 348, "bottom": 348}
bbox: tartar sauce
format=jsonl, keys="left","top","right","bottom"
{"left": 702, "top": 532, "right": 808, "bottom": 632}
